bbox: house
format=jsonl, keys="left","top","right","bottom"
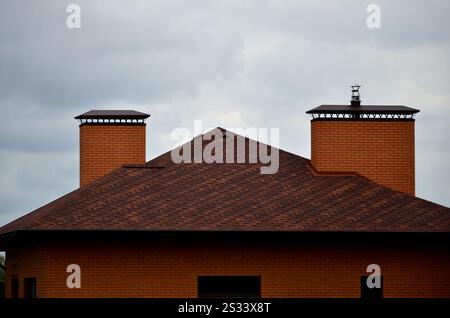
{"left": 0, "top": 89, "right": 449, "bottom": 298}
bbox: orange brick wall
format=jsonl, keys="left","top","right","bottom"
{"left": 4, "top": 243, "right": 48, "bottom": 298}
{"left": 311, "top": 120, "right": 415, "bottom": 195}
{"left": 79, "top": 124, "right": 146, "bottom": 187}
{"left": 4, "top": 238, "right": 450, "bottom": 298}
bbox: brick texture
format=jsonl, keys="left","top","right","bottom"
{"left": 80, "top": 124, "right": 146, "bottom": 187}
{"left": 4, "top": 238, "right": 450, "bottom": 298}
{"left": 311, "top": 120, "right": 415, "bottom": 195}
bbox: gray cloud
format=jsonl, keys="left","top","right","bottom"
{"left": 0, "top": 0, "right": 449, "bottom": 225}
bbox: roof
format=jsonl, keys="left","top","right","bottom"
{"left": 0, "top": 128, "right": 449, "bottom": 235}
{"left": 307, "top": 105, "right": 420, "bottom": 115}
{"left": 75, "top": 110, "right": 150, "bottom": 120}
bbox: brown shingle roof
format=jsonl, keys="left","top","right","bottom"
{"left": 0, "top": 128, "right": 449, "bottom": 234}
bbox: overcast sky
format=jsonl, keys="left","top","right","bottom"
{"left": 0, "top": 0, "right": 449, "bottom": 226}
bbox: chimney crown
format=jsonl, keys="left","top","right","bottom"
{"left": 306, "top": 104, "right": 419, "bottom": 119}
{"left": 75, "top": 110, "right": 150, "bottom": 123}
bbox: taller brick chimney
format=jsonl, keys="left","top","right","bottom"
{"left": 306, "top": 86, "right": 419, "bottom": 196}
{"left": 75, "top": 110, "right": 150, "bottom": 187}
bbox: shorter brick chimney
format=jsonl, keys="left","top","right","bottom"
{"left": 306, "top": 86, "right": 419, "bottom": 196}
{"left": 75, "top": 110, "right": 150, "bottom": 187}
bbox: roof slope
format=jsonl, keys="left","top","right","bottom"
{"left": 0, "top": 128, "right": 449, "bottom": 234}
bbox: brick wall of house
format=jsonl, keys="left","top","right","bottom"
{"left": 4, "top": 242, "right": 48, "bottom": 298}
{"left": 4, "top": 236, "right": 450, "bottom": 298}
{"left": 79, "top": 124, "right": 146, "bottom": 187}
{"left": 311, "top": 120, "right": 415, "bottom": 195}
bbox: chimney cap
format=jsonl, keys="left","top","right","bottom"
{"left": 75, "top": 110, "right": 150, "bottom": 120}
{"left": 306, "top": 104, "right": 419, "bottom": 120}
{"left": 307, "top": 105, "right": 419, "bottom": 114}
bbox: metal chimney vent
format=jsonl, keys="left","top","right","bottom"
{"left": 351, "top": 84, "right": 361, "bottom": 106}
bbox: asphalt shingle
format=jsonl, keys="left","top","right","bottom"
{"left": 0, "top": 128, "right": 449, "bottom": 234}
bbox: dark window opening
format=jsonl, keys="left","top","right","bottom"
{"left": 11, "top": 278, "right": 19, "bottom": 298}
{"left": 24, "top": 277, "right": 37, "bottom": 299}
{"left": 361, "top": 275, "right": 383, "bottom": 300}
{"left": 198, "top": 276, "right": 261, "bottom": 298}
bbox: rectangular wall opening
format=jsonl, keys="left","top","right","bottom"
{"left": 198, "top": 276, "right": 261, "bottom": 298}
{"left": 11, "top": 277, "right": 19, "bottom": 298}
{"left": 24, "top": 277, "right": 37, "bottom": 299}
